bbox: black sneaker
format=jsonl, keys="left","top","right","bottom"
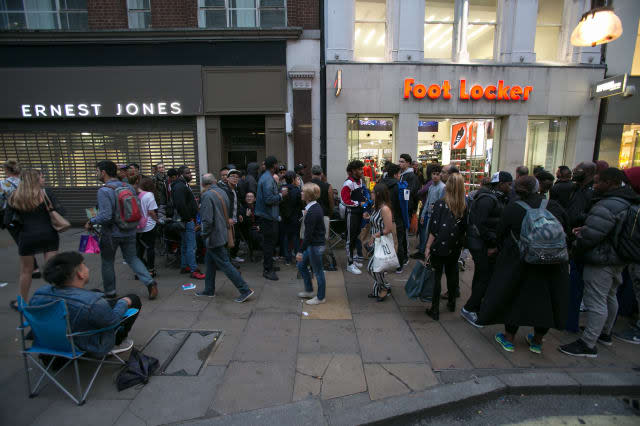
{"left": 558, "top": 339, "right": 598, "bottom": 358}
{"left": 395, "top": 266, "right": 404, "bottom": 274}
{"left": 263, "top": 271, "right": 279, "bottom": 281}
{"left": 235, "top": 289, "right": 254, "bottom": 303}
{"left": 195, "top": 291, "right": 215, "bottom": 298}
{"left": 598, "top": 333, "right": 613, "bottom": 346}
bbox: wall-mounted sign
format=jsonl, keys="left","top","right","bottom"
{"left": 20, "top": 102, "right": 183, "bottom": 118}
{"left": 591, "top": 74, "right": 627, "bottom": 99}
{"left": 403, "top": 78, "right": 533, "bottom": 101}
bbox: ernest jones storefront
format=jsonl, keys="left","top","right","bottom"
{"left": 326, "top": 63, "right": 605, "bottom": 190}
{"left": 0, "top": 66, "right": 202, "bottom": 224}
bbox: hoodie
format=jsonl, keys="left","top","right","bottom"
{"left": 241, "top": 162, "right": 259, "bottom": 195}
{"left": 400, "top": 168, "right": 420, "bottom": 214}
{"left": 624, "top": 167, "right": 640, "bottom": 195}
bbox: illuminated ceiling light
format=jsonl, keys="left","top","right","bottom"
{"left": 570, "top": 6, "right": 623, "bottom": 47}
{"left": 377, "top": 34, "right": 385, "bottom": 46}
{"left": 363, "top": 29, "right": 375, "bottom": 45}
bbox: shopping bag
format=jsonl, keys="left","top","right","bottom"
{"left": 405, "top": 262, "right": 436, "bottom": 300}
{"left": 79, "top": 234, "right": 100, "bottom": 254}
{"left": 371, "top": 234, "right": 400, "bottom": 273}
{"left": 78, "top": 235, "right": 89, "bottom": 253}
{"left": 409, "top": 213, "right": 418, "bottom": 235}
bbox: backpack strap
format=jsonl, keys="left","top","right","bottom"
{"left": 540, "top": 198, "right": 549, "bottom": 209}
{"left": 515, "top": 200, "right": 531, "bottom": 211}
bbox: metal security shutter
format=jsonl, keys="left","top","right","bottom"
{"left": 0, "top": 118, "right": 198, "bottom": 225}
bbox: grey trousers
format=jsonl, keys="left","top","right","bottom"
{"left": 581, "top": 264, "right": 624, "bottom": 348}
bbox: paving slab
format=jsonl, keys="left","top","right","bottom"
{"left": 301, "top": 269, "right": 352, "bottom": 320}
{"left": 163, "top": 330, "right": 220, "bottom": 376}
{"left": 321, "top": 353, "right": 367, "bottom": 400}
{"left": 409, "top": 320, "right": 473, "bottom": 370}
{"left": 297, "top": 353, "right": 334, "bottom": 378}
{"left": 353, "top": 312, "right": 426, "bottom": 363}
{"left": 113, "top": 409, "right": 147, "bottom": 426}
{"left": 498, "top": 371, "right": 580, "bottom": 393}
{"left": 0, "top": 365, "right": 56, "bottom": 426}
{"left": 293, "top": 372, "right": 323, "bottom": 401}
{"left": 31, "top": 399, "right": 130, "bottom": 426}
{"left": 298, "top": 320, "right": 359, "bottom": 354}
{"left": 345, "top": 283, "right": 400, "bottom": 314}
{"left": 212, "top": 361, "right": 295, "bottom": 414}
{"left": 155, "top": 288, "right": 210, "bottom": 312}
{"left": 381, "top": 362, "right": 440, "bottom": 391}
{"left": 192, "top": 318, "right": 247, "bottom": 366}
{"left": 254, "top": 282, "right": 303, "bottom": 314}
{"left": 233, "top": 312, "right": 299, "bottom": 362}
{"left": 364, "top": 363, "right": 410, "bottom": 400}
{"left": 128, "top": 365, "right": 226, "bottom": 425}
{"left": 440, "top": 319, "right": 513, "bottom": 369}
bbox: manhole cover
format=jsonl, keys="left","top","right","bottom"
{"left": 142, "top": 329, "right": 222, "bottom": 376}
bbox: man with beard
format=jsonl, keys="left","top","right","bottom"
{"left": 172, "top": 166, "right": 205, "bottom": 280}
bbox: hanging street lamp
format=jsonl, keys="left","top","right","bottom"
{"left": 570, "top": 6, "right": 623, "bottom": 47}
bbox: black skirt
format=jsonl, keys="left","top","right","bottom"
{"left": 17, "top": 204, "right": 59, "bottom": 256}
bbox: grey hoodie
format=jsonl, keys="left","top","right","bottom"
{"left": 200, "top": 184, "right": 231, "bottom": 249}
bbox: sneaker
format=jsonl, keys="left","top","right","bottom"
{"left": 195, "top": 291, "right": 215, "bottom": 298}
{"left": 525, "top": 333, "right": 542, "bottom": 354}
{"left": 232, "top": 257, "right": 245, "bottom": 263}
{"left": 613, "top": 328, "right": 640, "bottom": 344}
{"left": 306, "top": 296, "right": 326, "bottom": 305}
{"left": 180, "top": 267, "right": 192, "bottom": 274}
{"left": 297, "top": 291, "right": 315, "bottom": 298}
{"left": 495, "top": 333, "right": 515, "bottom": 352}
{"left": 558, "top": 339, "right": 598, "bottom": 358}
{"left": 191, "top": 270, "right": 205, "bottom": 280}
{"left": 234, "top": 289, "right": 254, "bottom": 303}
{"left": 458, "top": 259, "right": 465, "bottom": 271}
{"left": 263, "top": 271, "right": 279, "bottom": 281}
{"left": 460, "top": 308, "right": 484, "bottom": 328}
{"left": 147, "top": 282, "right": 158, "bottom": 300}
{"left": 354, "top": 261, "right": 363, "bottom": 268}
{"left": 347, "top": 264, "right": 362, "bottom": 275}
{"left": 395, "top": 266, "right": 404, "bottom": 274}
{"left": 403, "top": 260, "right": 409, "bottom": 267}
{"left": 111, "top": 338, "right": 134, "bottom": 354}
{"left": 597, "top": 333, "right": 613, "bottom": 346}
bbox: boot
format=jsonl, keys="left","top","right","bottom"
{"left": 426, "top": 294, "right": 440, "bottom": 321}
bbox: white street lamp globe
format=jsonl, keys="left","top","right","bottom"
{"left": 570, "top": 7, "right": 623, "bottom": 47}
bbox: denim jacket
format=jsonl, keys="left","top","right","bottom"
{"left": 29, "top": 285, "right": 128, "bottom": 356}
{"left": 255, "top": 171, "right": 281, "bottom": 221}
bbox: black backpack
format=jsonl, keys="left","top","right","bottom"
{"left": 612, "top": 198, "right": 640, "bottom": 263}
{"left": 116, "top": 348, "right": 159, "bottom": 391}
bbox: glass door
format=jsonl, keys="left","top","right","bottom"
{"left": 619, "top": 124, "right": 640, "bottom": 169}
{"left": 347, "top": 115, "right": 395, "bottom": 184}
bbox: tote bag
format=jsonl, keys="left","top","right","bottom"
{"left": 371, "top": 234, "right": 400, "bottom": 273}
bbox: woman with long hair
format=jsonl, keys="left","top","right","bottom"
{"left": 8, "top": 169, "right": 62, "bottom": 306}
{"left": 366, "top": 183, "right": 394, "bottom": 301}
{"left": 424, "top": 173, "right": 467, "bottom": 320}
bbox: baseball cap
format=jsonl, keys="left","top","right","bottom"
{"left": 278, "top": 164, "right": 287, "bottom": 171}
{"left": 294, "top": 163, "right": 306, "bottom": 172}
{"left": 228, "top": 169, "right": 240, "bottom": 176}
{"left": 491, "top": 171, "right": 513, "bottom": 183}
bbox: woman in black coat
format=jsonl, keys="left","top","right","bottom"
{"left": 477, "top": 176, "right": 570, "bottom": 355}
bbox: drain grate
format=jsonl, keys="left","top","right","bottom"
{"left": 142, "top": 329, "right": 222, "bottom": 377}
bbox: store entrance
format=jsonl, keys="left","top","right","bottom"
{"left": 418, "top": 117, "right": 499, "bottom": 193}
{"left": 347, "top": 115, "right": 394, "bottom": 183}
{"left": 221, "top": 115, "right": 266, "bottom": 171}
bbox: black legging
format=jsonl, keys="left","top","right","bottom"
{"left": 430, "top": 250, "right": 461, "bottom": 311}
{"left": 135, "top": 227, "right": 156, "bottom": 271}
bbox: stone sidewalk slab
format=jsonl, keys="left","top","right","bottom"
{"left": 298, "top": 320, "right": 359, "bottom": 354}
{"left": 353, "top": 312, "right": 426, "bottom": 363}
{"left": 320, "top": 353, "right": 367, "bottom": 399}
{"left": 408, "top": 320, "right": 473, "bottom": 370}
{"left": 302, "top": 269, "right": 352, "bottom": 320}
{"left": 441, "top": 319, "right": 513, "bottom": 369}
{"left": 233, "top": 312, "right": 299, "bottom": 362}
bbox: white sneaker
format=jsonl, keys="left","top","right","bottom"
{"left": 354, "top": 261, "right": 363, "bottom": 268}
{"left": 297, "top": 291, "right": 315, "bottom": 298}
{"left": 232, "top": 257, "right": 245, "bottom": 263}
{"left": 111, "top": 338, "right": 134, "bottom": 354}
{"left": 306, "top": 296, "right": 326, "bottom": 305}
{"left": 347, "top": 264, "right": 362, "bottom": 275}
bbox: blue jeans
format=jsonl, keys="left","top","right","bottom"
{"left": 566, "top": 260, "right": 585, "bottom": 332}
{"left": 280, "top": 221, "right": 300, "bottom": 262}
{"left": 297, "top": 245, "right": 326, "bottom": 300}
{"left": 418, "top": 213, "right": 430, "bottom": 252}
{"left": 204, "top": 245, "right": 250, "bottom": 295}
{"left": 181, "top": 221, "right": 198, "bottom": 271}
{"left": 100, "top": 235, "right": 153, "bottom": 296}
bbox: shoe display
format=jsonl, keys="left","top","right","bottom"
{"left": 460, "top": 308, "right": 483, "bottom": 328}
{"left": 263, "top": 271, "right": 279, "bottom": 281}
{"left": 495, "top": 333, "right": 514, "bottom": 352}
{"left": 558, "top": 339, "right": 598, "bottom": 358}
{"left": 191, "top": 270, "right": 205, "bottom": 280}
{"left": 111, "top": 338, "right": 134, "bottom": 354}
{"left": 234, "top": 289, "right": 255, "bottom": 303}
{"left": 346, "top": 264, "right": 362, "bottom": 275}
{"left": 525, "top": 334, "right": 542, "bottom": 354}
{"left": 147, "top": 282, "right": 158, "bottom": 300}
{"left": 297, "top": 291, "right": 314, "bottom": 298}
{"left": 306, "top": 296, "right": 326, "bottom": 305}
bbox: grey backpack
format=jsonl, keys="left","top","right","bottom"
{"left": 514, "top": 199, "right": 568, "bottom": 264}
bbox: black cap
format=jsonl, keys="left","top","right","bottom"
{"left": 294, "top": 163, "right": 306, "bottom": 172}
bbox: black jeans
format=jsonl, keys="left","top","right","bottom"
{"left": 259, "top": 218, "right": 278, "bottom": 272}
{"left": 345, "top": 208, "right": 363, "bottom": 265}
{"left": 464, "top": 247, "right": 496, "bottom": 313}
{"left": 505, "top": 324, "right": 548, "bottom": 338}
{"left": 430, "top": 250, "right": 461, "bottom": 312}
{"left": 135, "top": 228, "right": 156, "bottom": 271}
{"left": 396, "top": 223, "right": 408, "bottom": 266}
{"left": 107, "top": 294, "right": 141, "bottom": 345}
{"left": 230, "top": 223, "right": 242, "bottom": 258}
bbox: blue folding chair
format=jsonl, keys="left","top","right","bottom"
{"left": 17, "top": 296, "right": 139, "bottom": 405}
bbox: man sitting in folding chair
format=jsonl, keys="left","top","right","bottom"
{"left": 19, "top": 251, "right": 141, "bottom": 405}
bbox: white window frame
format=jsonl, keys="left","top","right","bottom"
{"left": 1, "top": 0, "right": 88, "bottom": 30}
{"left": 353, "top": 0, "right": 388, "bottom": 62}
{"left": 127, "top": 0, "right": 151, "bottom": 29}
{"left": 534, "top": 0, "right": 564, "bottom": 63}
{"left": 424, "top": 1, "right": 456, "bottom": 61}
{"left": 197, "top": 0, "right": 286, "bottom": 29}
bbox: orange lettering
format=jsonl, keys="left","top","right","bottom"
{"left": 511, "top": 85, "right": 523, "bottom": 100}
{"left": 484, "top": 85, "right": 497, "bottom": 100}
{"left": 470, "top": 85, "right": 483, "bottom": 100}
{"left": 459, "top": 79, "right": 470, "bottom": 100}
{"left": 413, "top": 84, "right": 427, "bottom": 99}
{"left": 442, "top": 80, "right": 452, "bottom": 99}
{"left": 497, "top": 80, "right": 510, "bottom": 100}
{"left": 523, "top": 86, "right": 533, "bottom": 100}
{"left": 427, "top": 84, "right": 442, "bottom": 99}
{"left": 403, "top": 78, "right": 415, "bottom": 99}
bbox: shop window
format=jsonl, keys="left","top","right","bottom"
{"left": 418, "top": 117, "right": 498, "bottom": 192}
{"left": 424, "top": 0, "right": 455, "bottom": 60}
{"left": 354, "top": 0, "right": 387, "bottom": 61}
{"left": 198, "top": 0, "right": 285, "bottom": 29}
{"left": 618, "top": 124, "right": 640, "bottom": 169}
{"left": 524, "top": 119, "right": 568, "bottom": 175}
{"left": 534, "top": 0, "right": 563, "bottom": 62}
{"left": 0, "top": 0, "right": 88, "bottom": 30}
{"left": 467, "top": 0, "right": 496, "bottom": 60}
{"left": 347, "top": 116, "right": 394, "bottom": 183}
{"left": 127, "top": 0, "right": 151, "bottom": 29}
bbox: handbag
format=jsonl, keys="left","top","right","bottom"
{"left": 43, "top": 190, "right": 71, "bottom": 233}
{"left": 405, "top": 261, "right": 435, "bottom": 299}
{"left": 210, "top": 190, "right": 235, "bottom": 249}
{"left": 371, "top": 233, "right": 400, "bottom": 273}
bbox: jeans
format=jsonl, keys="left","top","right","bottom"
{"left": 418, "top": 213, "right": 430, "bottom": 252}
{"left": 180, "top": 221, "right": 198, "bottom": 271}
{"left": 566, "top": 260, "right": 585, "bottom": 332}
{"left": 280, "top": 221, "right": 300, "bottom": 262}
{"left": 136, "top": 227, "right": 156, "bottom": 271}
{"left": 259, "top": 218, "right": 278, "bottom": 272}
{"left": 107, "top": 294, "right": 141, "bottom": 345}
{"left": 581, "top": 264, "right": 624, "bottom": 348}
{"left": 464, "top": 247, "right": 496, "bottom": 313}
{"left": 430, "top": 250, "right": 461, "bottom": 312}
{"left": 100, "top": 235, "right": 153, "bottom": 296}
{"left": 204, "top": 245, "right": 250, "bottom": 295}
{"left": 297, "top": 245, "right": 326, "bottom": 300}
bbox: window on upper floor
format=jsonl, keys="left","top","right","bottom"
{"left": 535, "top": 0, "right": 563, "bottom": 62}
{"left": 424, "top": 0, "right": 455, "bottom": 60}
{"left": 127, "top": 0, "right": 151, "bottom": 29}
{"left": 354, "top": 0, "right": 386, "bottom": 61}
{"left": 0, "top": 0, "right": 88, "bottom": 30}
{"left": 198, "top": 0, "right": 286, "bottom": 29}
{"left": 467, "top": 0, "right": 496, "bottom": 60}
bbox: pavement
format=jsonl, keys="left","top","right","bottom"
{"left": 0, "top": 229, "right": 639, "bottom": 426}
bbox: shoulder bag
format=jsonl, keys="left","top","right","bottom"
{"left": 43, "top": 190, "right": 71, "bottom": 233}
{"left": 210, "top": 190, "right": 235, "bottom": 249}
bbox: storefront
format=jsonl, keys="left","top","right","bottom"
{"left": 326, "top": 63, "right": 605, "bottom": 190}
{"left": 0, "top": 66, "right": 203, "bottom": 224}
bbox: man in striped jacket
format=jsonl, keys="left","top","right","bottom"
{"left": 341, "top": 160, "right": 368, "bottom": 275}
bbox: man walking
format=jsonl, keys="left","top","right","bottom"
{"left": 560, "top": 168, "right": 640, "bottom": 357}
{"left": 256, "top": 156, "right": 286, "bottom": 280}
{"left": 86, "top": 161, "right": 158, "bottom": 300}
{"left": 171, "top": 166, "right": 205, "bottom": 280}
{"left": 196, "top": 174, "right": 254, "bottom": 302}
{"left": 341, "top": 160, "right": 367, "bottom": 275}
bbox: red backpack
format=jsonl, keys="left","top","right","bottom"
{"left": 106, "top": 182, "right": 142, "bottom": 231}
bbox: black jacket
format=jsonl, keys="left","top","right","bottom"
{"left": 301, "top": 202, "right": 325, "bottom": 251}
{"left": 240, "top": 162, "right": 259, "bottom": 196}
{"left": 381, "top": 177, "right": 403, "bottom": 225}
{"left": 400, "top": 169, "right": 420, "bottom": 214}
{"left": 223, "top": 185, "right": 245, "bottom": 222}
{"left": 152, "top": 173, "right": 169, "bottom": 206}
{"left": 574, "top": 185, "right": 640, "bottom": 266}
{"left": 467, "top": 187, "right": 508, "bottom": 249}
{"left": 280, "top": 183, "right": 302, "bottom": 224}
{"left": 171, "top": 178, "right": 198, "bottom": 222}
{"left": 566, "top": 181, "right": 594, "bottom": 228}
{"left": 311, "top": 177, "right": 331, "bottom": 217}
{"left": 549, "top": 179, "right": 573, "bottom": 210}
{"left": 428, "top": 199, "right": 467, "bottom": 257}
